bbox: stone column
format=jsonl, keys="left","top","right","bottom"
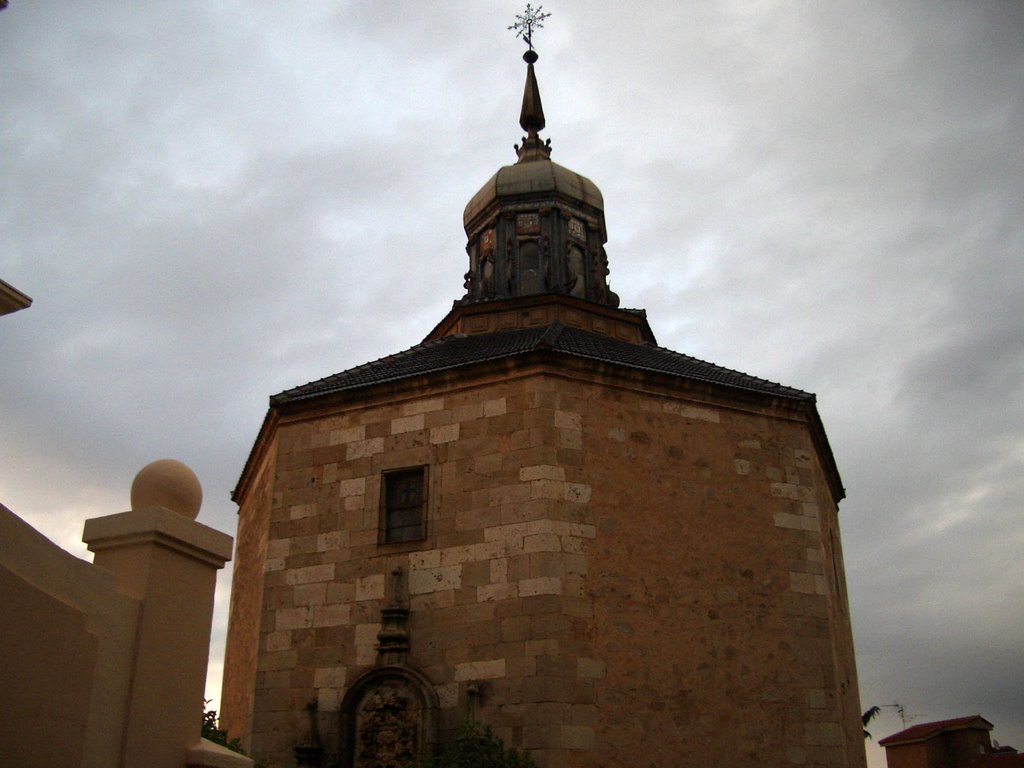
{"left": 83, "top": 459, "right": 247, "bottom": 768}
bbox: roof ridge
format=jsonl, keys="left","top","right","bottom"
{"left": 270, "top": 323, "right": 814, "bottom": 406}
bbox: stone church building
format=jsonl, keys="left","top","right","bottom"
{"left": 220, "top": 46, "right": 866, "bottom": 768}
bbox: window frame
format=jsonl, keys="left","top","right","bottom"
{"left": 379, "top": 466, "right": 428, "bottom": 545}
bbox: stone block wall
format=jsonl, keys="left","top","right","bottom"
{"left": 223, "top": 368, "right": 864, "bottom": 768}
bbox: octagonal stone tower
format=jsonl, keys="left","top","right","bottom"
{"left": 220, "top": 47, "right": 866, "bottom": 768}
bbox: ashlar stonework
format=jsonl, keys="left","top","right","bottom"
{"left": 220, "top": 40, "right": 865, "bottom": 768}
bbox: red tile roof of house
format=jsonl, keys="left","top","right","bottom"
{"left": 879, "top": 716, "right": 994, "bottom": 746}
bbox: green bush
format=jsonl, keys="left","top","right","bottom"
{"left": 202, "top": 706, "right": 246, "bottom": 755}
{"left": 430, "top": 721, "right": 537, "bottom": 768}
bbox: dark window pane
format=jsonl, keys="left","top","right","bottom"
{"left": 383, "top": 467, "right": 426, "bottom": 543}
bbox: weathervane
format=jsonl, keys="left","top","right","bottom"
{"left": 509, "top": 3, "right": 551, "bottom": 53}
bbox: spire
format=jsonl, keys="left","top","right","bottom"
{"left": 509, "top": 4, "right": 552, "bottom": 162}
{"left": 519, "top": 50, "right": 545, "bottom": 138}
{"left": 458, "top": 6, "right": 618, "bottom": 311}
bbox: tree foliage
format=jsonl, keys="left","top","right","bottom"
{"left": 202, "top": 706, "right": 246, "bottom": 755}
{"left": 862, "top": 706, "right": 882, "bottom": 740}
{"left": 431, "top": 721, "right": 537, "bottom": 768}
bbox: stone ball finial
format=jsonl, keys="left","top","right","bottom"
{"left": 130, "top": 459, "right": 203, "bottom": 520}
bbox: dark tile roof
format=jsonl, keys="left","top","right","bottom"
{"left": 271, "top": 321, "right": 813, "bottom": 406}
{"left": 879, "top": 716, "right": 994, "bottom": 746}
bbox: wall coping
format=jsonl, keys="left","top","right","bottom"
{"left": 83, "top": 507, "right": 233, "bottom": 568}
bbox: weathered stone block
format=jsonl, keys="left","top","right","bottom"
{"left": 409, "top": 565, "right": 462, "bottom": 595}
{"left": 391, "top": 414, "right": 425, "bottom": 434}
{"left": 454, "top": 658, "right": 506, "bottom": 681}
{"left": 286, "top": 564, "right": 334, "bottom": 585}
{"left": 355, "top": 574, "right": 385, "bottom": 601}
{"left": 518, "top": 577, "right": 563, "bottom": 597}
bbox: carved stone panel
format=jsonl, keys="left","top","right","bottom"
{"left": 341, "top": 666, "right": 439, "bottom": 768}
{"left": 516, "top": 213, "right": 540, "bottom": 235}
{"left": 354, "top": 683, "right": 421, "bottom": 768}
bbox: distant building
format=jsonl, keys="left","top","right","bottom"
{"left": 221, "top": 43, "right": 866, "bottom": 768}
{"left": 880, "top": 715, "right": 1023, "bottom": 768}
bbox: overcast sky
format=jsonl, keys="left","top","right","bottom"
{"left": 2, "top": 3, "right": 1021, "bottom": 765}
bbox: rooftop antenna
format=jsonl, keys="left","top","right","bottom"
{"left": 880, "top": 703, "right": 921, "bottom": 729}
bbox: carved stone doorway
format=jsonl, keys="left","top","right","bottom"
{"left": 340, "top": 666, "right": 439, "bottom": 768}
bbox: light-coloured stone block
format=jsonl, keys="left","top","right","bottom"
{"left": 402, "top": 398, "right": 444, "bottom": 416}
{"left": 490, "top": 558, "right": 508, "bottom": 583}
{"left": 734, "top": 459, "right": 751, "bottom": 475}
{"left": 265, "top": 631, "right": 291, "bottom": 652}
{"left": 518, "top": 577, "right": 563, "bottom": 597}
{"left": 276, "top": 607, "right": 311, "bottom": 631}
{"left": 523, "top": 533, "right": 561, "bottom": 554}
{"left": 330, "top": 426, "right": 365, "bottom": 445}
{"left": 439, "top": 542, "right": 500, "bottom": 566}
{"left": 264, "top": 557, "right": 285, "bottom": 573}
{"left": 266, "top": 539, "right": 290, "bottom": 560}
{"left": 339, "top": 477, "right": 367, "bottom": 498}
{"left": 409, "top": 550, "right": 441, "bottom": 569}
{"left": 409, "top": 565, "right": 462, "bottom": 595}
{"left": 286, "top": 564, "right": 335, "bottom": 585}
{"left": 430, "top": 424, "right": 460, "bottom": 444}
{"left": 801, "top": 516, "right": 821, "bottom": 532}
{"left": 289, "top": 504, "right": 316, "bottom": 520}
{"left": 314, "top": 666, "right": 348, "bottom": 689}
{"left": 483, "top": 398, "right": 507, "bottom": 417}
{"left": 454, "top": 658, "right": 506, "bottom": 681}
{"left": 313, "top": 604, "right": 351, "bottom": 627}
{"left": 410, "top": 589, "right": 456, "bottom": 611}
{"left": 347, "top": 437, "right": 385, "bottom": 460}
{"left": 789, "top": 572, "right": 817, "bottom": 594}
{"left": 530, "top": 479, "right": 564, "bottom": 500}
{"left": 773, "top": 512, "right": 803, "bottom": 530}
{"left": 520, "top": 465, "right": 565, "bottom": 482}
{"left": 814, "top": 575, "right": 828, "bottom": 595}
{"left": 435, "top": 682, "right": 459, "bottom": 708}
{"left": 477, "top": 583, "right": 517, "bottom": 602}
{"left": 608, "top": 427, "right": 625, "bottom": 442}
{"left": 391, "top": 414, "right": 425, "bottom": 434}
{"left": 452, "top": 403, "right": 483, "bottom": 422}
{"left": 559, "top": 429, "right": 583, "bottom": 449}
{"left": 354, "top": 623, "right": 381, "bottom": 666}
{"left": 317, "top": 531, "right": 345, "bottom": 552}
{"left": 564, "top": 483, "right": 591, "bottom": 503}
{"left": 554, "top": 410, "right": 582, "bottom": 431}
{"left": 568, "top": 523, "right": 597, "bottom": 539}
{"left": 770, "top": 482, "right": 801, "bottom": 500}
{"left": 356, "top": 574, "right": 385, "bottom": 601}
{"left": 793, "top": 448, "right": 814, "bottom": 468}
{"left": 294, "top": 583, "right": 326, "bottom": 607}
{"left": 318, "top": 688, "right": 340, "bottom": 713}
{"left": 663, "top": 402, "right": 721, "bottom": 423}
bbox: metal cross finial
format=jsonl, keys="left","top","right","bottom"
{"left": 509, "top": 3, "right": 551, "bottom": 52}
